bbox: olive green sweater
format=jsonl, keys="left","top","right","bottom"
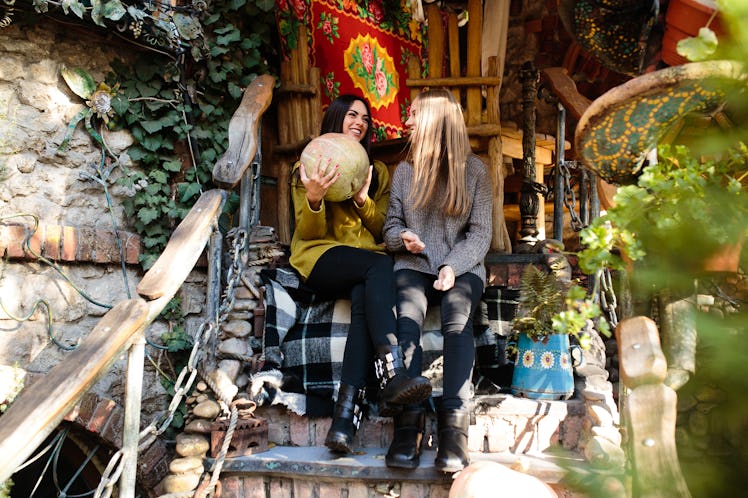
{"left": 289, "top": 160, "right": 390, "bottom": 280}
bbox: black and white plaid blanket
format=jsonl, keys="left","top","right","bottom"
{"left": 256, "top": 267, "right": 519, "bottom": 416}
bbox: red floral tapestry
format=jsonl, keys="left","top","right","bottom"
{"left": 276, "top": 0, "right": 424, "bottom": 141}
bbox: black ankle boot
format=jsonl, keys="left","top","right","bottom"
{"left": 434, "top": 409, "right": 470, "bottom": 473}
{"left": 374, "top": 344, "right": 432, "bottom": 407}
{"left": 325, "top": 383, "right": 365, "bottom": 454}
{"left": 385, "top": 406, "right": 425, "bottom": 469}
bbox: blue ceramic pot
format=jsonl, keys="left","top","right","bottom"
{"left": 511, "top": 333, "right": 575, "bottom": 400}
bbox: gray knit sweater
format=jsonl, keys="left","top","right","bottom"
{"left": 383, "top": 154, "right": 493, "bottom": 284}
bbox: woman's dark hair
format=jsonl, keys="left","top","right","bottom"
{"left": 320, "top": 94, "right": 373, "bottom": 160}
{"left": 320, "top": 94, "right": 379, "bottom": 195}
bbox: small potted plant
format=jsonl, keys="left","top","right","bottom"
{"left": 510, "top": 264, "right": 610, "bottom": 400}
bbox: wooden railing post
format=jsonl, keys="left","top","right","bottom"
{"left": 617, "top": 316, "right": 692, "bottom": 497}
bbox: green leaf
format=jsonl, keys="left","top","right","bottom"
{"left": 102, "top": 0, "right": 126, "bottom": 20}
{"left": 150, "top": 169, "right": 168, "bottom": 184}
{"left": 163, "top": 160, "right": 183, "bottom": 173}
{"left": 138, "top": 207, "right": 159, "bottom": 224}
{"left": 677, "top": 27, "right": 719, "bottom": 62}
{"left": 135, "top": 80, "right": 160, "bottom": 98}
{"left": 141, "top": 120, "right": 165, "bottom": 134}
{"left": 179, "top": 182, "right": 202, "bottom": 203}
{"left": 227, "top": 82, "right": 243, "bottom": 99}
{"left": 61, "top": 65, "right": 97, "bottom": 99}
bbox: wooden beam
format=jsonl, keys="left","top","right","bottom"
{"left": 625, "top": 384, "right": 692, "bottom": 498}
{"left": 212, "top": 74, "right": 275, "bottom": 189}
{"left": 539, "top": 67, "right": 592, "bottom": 121}
{"left": 616, "top": 316, "right": 668, "bottom": 388}
{"left": 0, "top": 299, "right": 150, "bottom": 484}
{"left": 137, "top": 189, "right": 226, "bottom": 300}
{"left": 406, "top": 76, "right": 502, "bottom": 88}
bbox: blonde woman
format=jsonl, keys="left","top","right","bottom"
{"left": 383, "top": 89, "right": 492, "bottom": 472}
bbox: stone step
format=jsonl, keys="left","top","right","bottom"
{"left": 254, "top": 394, "right": 587, "bottom": 456}
{"left": 213, "top": 445, "right": 586, "bottom": 498}
{"left": 206, "top": 394, "right": 610, "bottom": 496}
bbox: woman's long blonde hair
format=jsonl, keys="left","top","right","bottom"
{"left": 407, "top": 89, "right": 472, "bottom": 217}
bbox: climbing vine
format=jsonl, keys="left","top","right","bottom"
{"left": 108, "top": 0, "right": 277, "bottom": 269}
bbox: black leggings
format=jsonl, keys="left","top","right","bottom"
{"left": 395, "top": 269, "right": 484, "bottom": 411}
{"left": 307, "top": 246, "right": 398, "bottom": 389}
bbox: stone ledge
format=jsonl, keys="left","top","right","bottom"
{"left": 212, "top": 445, "right": 579, "bottom": 485}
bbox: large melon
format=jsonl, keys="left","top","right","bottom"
{"left": 300, "top": 133, "right": 370, "bottom": 202}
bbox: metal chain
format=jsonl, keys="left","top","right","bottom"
{"left": 599, "top": 267, "right": 619, "bottom": 328}
{"left": 93, "top": 227, "right": 247, "bottom": 498}
{"left": 558, "top": 160, "right": 587, "bottom": 232}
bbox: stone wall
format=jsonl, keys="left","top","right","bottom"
{"left": 0, "top": 22, "right": 207, "bottom": 424}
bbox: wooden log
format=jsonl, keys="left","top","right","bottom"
{"left": 137, "top": 189, "right": 226, "bottom": 300}
{"left": 407, "top": 54, "right": 422, "bottom": 100}
{"left": 278, "top": 61, "right": 292, "bottom": 145}
{"left": 466, "top": 0, "right": 483, "bottom": 127}
{"left": 406, "top": 76, "right": 502, "bottom": 88}
{"left": 427, "top": 3, "right": 444, "bottom": 79}
{"left": 288, "top": 28, "right": 305, "bottom": 143}
{"left": 277, "top": 158, "right": 293, "bottom": 246}
{"left": 277, "top": 82, "right": 318, "bottom": 95}
{"left": 448, "top": 11, "right": 461, "bottom": 104}
{"left": 616, "top": 316, "right": 668, "bottom": 388}
{"left": 625, "top": 383, "right": 692, "bottom": 498}
{"left": 212, "top": 74, "right": 275, "bottom": 188}
{"left": 296, "top": 23, "right": 313, "bottom": 139}
{"left": 486, "top": 57, "right": 511, "bottom": 253}
{"left": 0, "top": 299, "right": 150, "bottom": 484}
{"left": 309, "top": 66, "right": 322, "bottom": 136}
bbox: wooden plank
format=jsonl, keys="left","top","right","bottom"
{"left": 448, "top": 11, "right": 461, "bottom": 104}
{"left": 616, "top": 316, "right": 668, "bottom": 388}
{"left": 277, "top": 157, "right": 292, "bottom": 246}
{"left": 539, "top": 67, "right": 592, "bottom": 120}
{"left": 309, "top": 66, "right": 322, "bottom": 138}
{"left": 625, "top": 384, "right": 692, "bottom": 498}
{"left": 212, "top": 74, "right": 275, "bottom": 189}
{"left": 466, "top": 0, "right": 482, "bottom": 126}
{"left": 137, "top": 189, "right": 226, "bottom": 300}
{"left": 0, "top": 299, "right": 150, "bottom": 484}
{"left": 278, "top": 61, "right": 292, "bottom": 145}
{"left": 406, "top": 76, "right": 502, "bottom": 87}
{"left": 427, "top": 3, "right": 443, "bottom": 79}
{"left": 482, "top": 0, "right": 510, "bottom": 84}
{"left": 486, "top": 56, "right": 511, "bottom": 253}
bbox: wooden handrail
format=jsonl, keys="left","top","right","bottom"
{"left": 137, "top": 189, "right": 226, "bottom": 300}
{"left": 617, "top": 316, "right": 692, "bottom": 497}
{"left": 212, "top": 74, "right": 275, "bottom": 189}
{"left": 0, "top": 188, "right": 227, "bottom": 485}
{"left": 0, "top": 299, "right": 149, "bottom": 483}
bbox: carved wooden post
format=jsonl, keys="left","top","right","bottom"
{"left": 516, "top": 61, "right": 541, "bottom": 253}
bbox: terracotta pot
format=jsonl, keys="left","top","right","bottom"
{"left": 662, "top": 0, "right": 725, "bottom": 66}
{"left": 702, "top": 235, "right": 745, "bottom": 273}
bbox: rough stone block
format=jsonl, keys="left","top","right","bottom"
{"left": 318, "top": 481, "right": 343, "bottom": 498}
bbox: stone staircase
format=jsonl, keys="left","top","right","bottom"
{"left": 210, "top": 394, "right": 598, "bottom": 498}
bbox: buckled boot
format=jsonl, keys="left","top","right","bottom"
{"left": 374, "top": 344, "right": 432, "bottom": 407}
{"left": 385, "top": 406, "right": 425, "bottom": 469}
{"left": 434, "top": 409, "right": 470, "bottom": 473}
{"left": 325, "top": 383, "right": 366, "bottom": 454}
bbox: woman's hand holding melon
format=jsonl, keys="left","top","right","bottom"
{"left": 300, "top": 156, "right": 339, "bottom": 210}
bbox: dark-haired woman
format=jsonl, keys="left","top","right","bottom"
{"left": 290, "top": 94, "right": 432, "bottom": 454}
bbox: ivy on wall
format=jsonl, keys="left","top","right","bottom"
{"left": 6, "top": 0, "right": 278, "bottom": 269}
